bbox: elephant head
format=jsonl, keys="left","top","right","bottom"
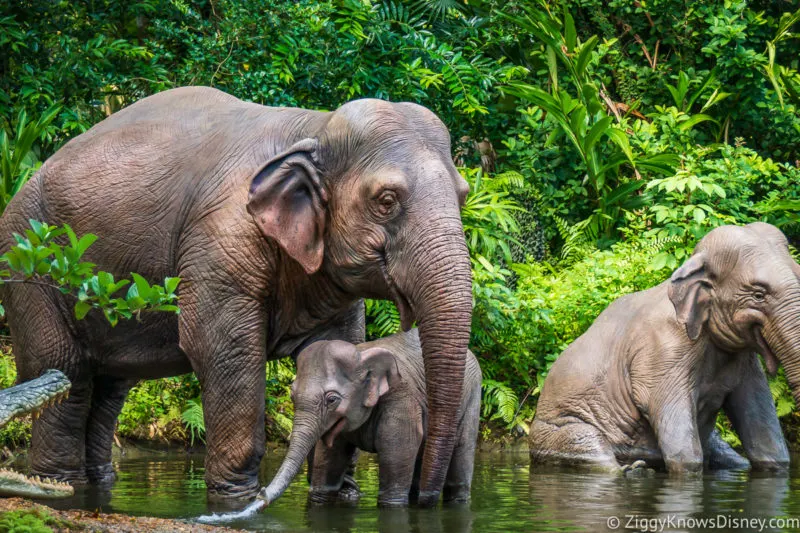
{"left": 247, "top": 99, "right": 472, "bottom": 505}
{"left": 669, "top": 222, "right": 800, "bottom": 401}
{"left": 258, "top": 340, "right": 400, "bottom": 504}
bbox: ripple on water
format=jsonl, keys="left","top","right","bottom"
{"left": 19, "top": 451, "right": 800, "bottom": 532}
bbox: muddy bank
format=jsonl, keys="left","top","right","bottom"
{"left": 0, "top": 497, "right": 243, "bottom": 532}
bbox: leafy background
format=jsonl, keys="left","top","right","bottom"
{"left": 0, "top": 0, "right": 799, "bottom": 448}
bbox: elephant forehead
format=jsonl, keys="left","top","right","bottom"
{"left": 697, "top": 224, "right": 792, "bottom": 272}
{"left": 326, "top": 100, "right": 450, "bottom": 148}
{"left": 298, "top": 341, "right": 359, "bottom": 376}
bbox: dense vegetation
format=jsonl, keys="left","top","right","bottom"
{"left": 0, "top": 0, "right": 798, "bottom": 448}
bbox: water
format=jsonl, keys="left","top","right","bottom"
{"left": 25, "top": 448, "right": 800, "bottom": 532}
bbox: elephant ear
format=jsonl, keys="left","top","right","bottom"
{"left": 247, "top": 138, "right": 328, "bottom": 274}
{"left": 668, "top": 251, "right": 713, "bottom": 341}
{"left": 358, "top": 347, "right": 400, "bottom": 408}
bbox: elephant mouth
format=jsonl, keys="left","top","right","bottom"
{"left": 754, "top": 326, "right": 779, "bottom": 376}
{"left": 379, "top": 255, "right": 415, "bottom": 331}
{"left": 322, "top": 417, "right": 348, "bottom": 448}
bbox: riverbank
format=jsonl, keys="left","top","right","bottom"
{"left": 0, "top": 497, "right": 242, "bottom": 533}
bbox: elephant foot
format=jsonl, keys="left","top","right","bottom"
{"left": 749, "top": 459, "right": 789, "bottom": 473}
{"left": 308, "top": 475, "right": 362, "bottom": 505}
{"left": 378, "top": 494, "right": 410, "bottom": 508}
{"left": 337, "top": 473, "right": 361, "bottom": 501}
{"left": 308, "top": 489, "right": 360, "bottom": 506}
{"left": 443, "top": 485, "right": 470, "bottom": 504}
{"left": 86, "top": 463, "right": 116, "bottom": 486}
{"left": 416, "top": 490, "right": 440, "bottom": 508}
{"left": 206, "top": 476, "right": 260, "bottom": 503}
{"left": 620, "top": 460, "right": 655, "bottom": 479}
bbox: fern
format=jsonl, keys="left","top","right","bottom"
{"left": 266, "top": 359, "right": 296, "bottom": 382}
{"left": 460, "top": 167, "right": 524, "bottom": 263}
{"left": 481, "top": 379, "right": 519, "bottom": 428}
{"left": 554, "top": 216, "right": 594, "bottom": 264}
{"left": 365, "top": 299, "right": 401, "bottom": 339}
{"left": 181, "top": 398, "right": 205, "bottom": 446}
{"left": 628, "top": 234, "right": 682, "bottom": 252}
{"left": 410, "top": 0, "right": 464, "bottom": 22}
{"left": 769, "top": 370, "right": 796, "bottom": 418}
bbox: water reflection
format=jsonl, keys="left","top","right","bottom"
{"left": 16, "top": 450, "right": 800, "bottom": 532}
{"left": 527, "top": 465, "right": 795, "bottom": 532}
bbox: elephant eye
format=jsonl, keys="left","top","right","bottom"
{"left": 753, "top": 290, "right": 766, "bottom": 302}
{"left": 375, "top": 190, "right": 398, "bottom": 216}
{"left": 324, "top": 392, "right": 341, "bottom": 407}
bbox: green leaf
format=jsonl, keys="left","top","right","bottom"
{"left": 564, "top": 8, "right": 577, "bottom": 53}
{"left": 693, "top": 207, "right": 706, "bottom": 224}
{"left": 651, "top": 252, "right": 671, "bottom": 271}
{"left": 575, "top": 35, "right": 599, "bottom": 79}
{"left": 164, "top": 277, "right": 181, "bottom": 295}
{"left": 602, "top": 180, "right": 645, "bottom": 207}
{"left": 75, "top": 233, "right": 98, "bottom": 256}
{"left": 74, "top": 301, "right": 92, "bottom": 320}
{"left": 64, "top": 224, "right": 78, "bottom": 248}
{"left": 605, "top": 128, "right": 634, "bottom": 162}
{"left": 131, "top": 272, "right": 152, "bottom": 300}
{"left": 583, "top": 116, "right": 613, "bottom": 152}
{"left": 678, "top": 113, "right": 717, "bottom": 132}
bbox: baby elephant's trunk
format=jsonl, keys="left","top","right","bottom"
{"left": 257, "top": 415, "right": 321, "bottom": 505}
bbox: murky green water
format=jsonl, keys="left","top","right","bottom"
{"left": 25, "top": 449, "right": 800, "bottom": 532}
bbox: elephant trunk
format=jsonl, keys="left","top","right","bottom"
{"left": 394, "top": 213, "right": 473, "bottom": 506}
{"left": 257, "top": 414, "right": 321, "bottom": 506}
{"left": 762, "top": 296, "right": 800, "bottom": 406}
{"left": 774, "top": 331, "right": 800, "bottom": 407}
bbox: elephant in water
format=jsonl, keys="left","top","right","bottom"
{"left": 260, "top": 329, "right": 482, "bottom": 507}
{"left": 530, "top": 223, "right": 798, "bottom": 475}
{"left": 0, "top": 87, "right": 473, "bottom": 504}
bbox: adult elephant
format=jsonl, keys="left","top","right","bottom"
{"left": 530, "top": 223, "right": 799, "bottom": 475}
{"left": 0, "top": 87, "right": 472, "bottom": 505}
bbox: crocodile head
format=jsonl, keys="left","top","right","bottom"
{"left": 0, "top": 369, "right": 74, "bottom": 498}
{"left": 0, "top": 468, "right": 73, "bottom": 499}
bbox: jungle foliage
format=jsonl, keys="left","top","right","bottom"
{"left": 0, "top": 0, "right": 799, "bottom": 446}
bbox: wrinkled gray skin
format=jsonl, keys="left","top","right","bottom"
{"left": 260, "top": 329, "right": 482, "bottom": 507}
{"left": 0, "top": 87, "right": 473, "bottom": 504}
{"left": 530, "top": 223, "right": 798, "bottom": 475}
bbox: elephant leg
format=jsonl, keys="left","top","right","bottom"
{"left": 376, "top": 417, "right": 423, "bottom": 507}
{"left": 308, "top": 439, "right": 359, "bottom": 504}
{"left": 179, "top": 291, "right": 266, "bottom": 500}
{"left": 529, "top": 418, "right": 619, "bottom": 471}
{"left": 306, "top": 444, "right": 360, "bottom": 499}
{"left": 724, "top": 355, "right": 789, "bottom": 471}
{"left": 29, "top": 382, "right": 93, "bottom": 485}
{"left": 649, "top": 393, "right": 703, "bottom": 475}
{"left": 443, "top": 396, "right": 479, "bottom": 503}
{"left": 85, "top": 376, "right": 135, "bottom": 484}
{"left": 6, "top": 287, "right": 92, "bottom": 484}
{"left": 704, "top": 429, "right": 751, "bottom": 470}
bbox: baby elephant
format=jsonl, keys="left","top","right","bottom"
{"left": 530, "top": 223, "right": 797, "bottom": 476}
{"left": 259, "top": 329, "right": 482, "bottom": 507}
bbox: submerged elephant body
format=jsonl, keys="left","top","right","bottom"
{"left": 530, "top": 223, "right": 798, "bottom": 474}
{"left": 0, "top": 87, "right": 473, "bottom": 503}
{"left": 261, "top": 329, "right": 482, "bottom": 507}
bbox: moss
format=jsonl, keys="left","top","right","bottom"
{"left": 0, "top": 509, "right": 76, "bottom": 533}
